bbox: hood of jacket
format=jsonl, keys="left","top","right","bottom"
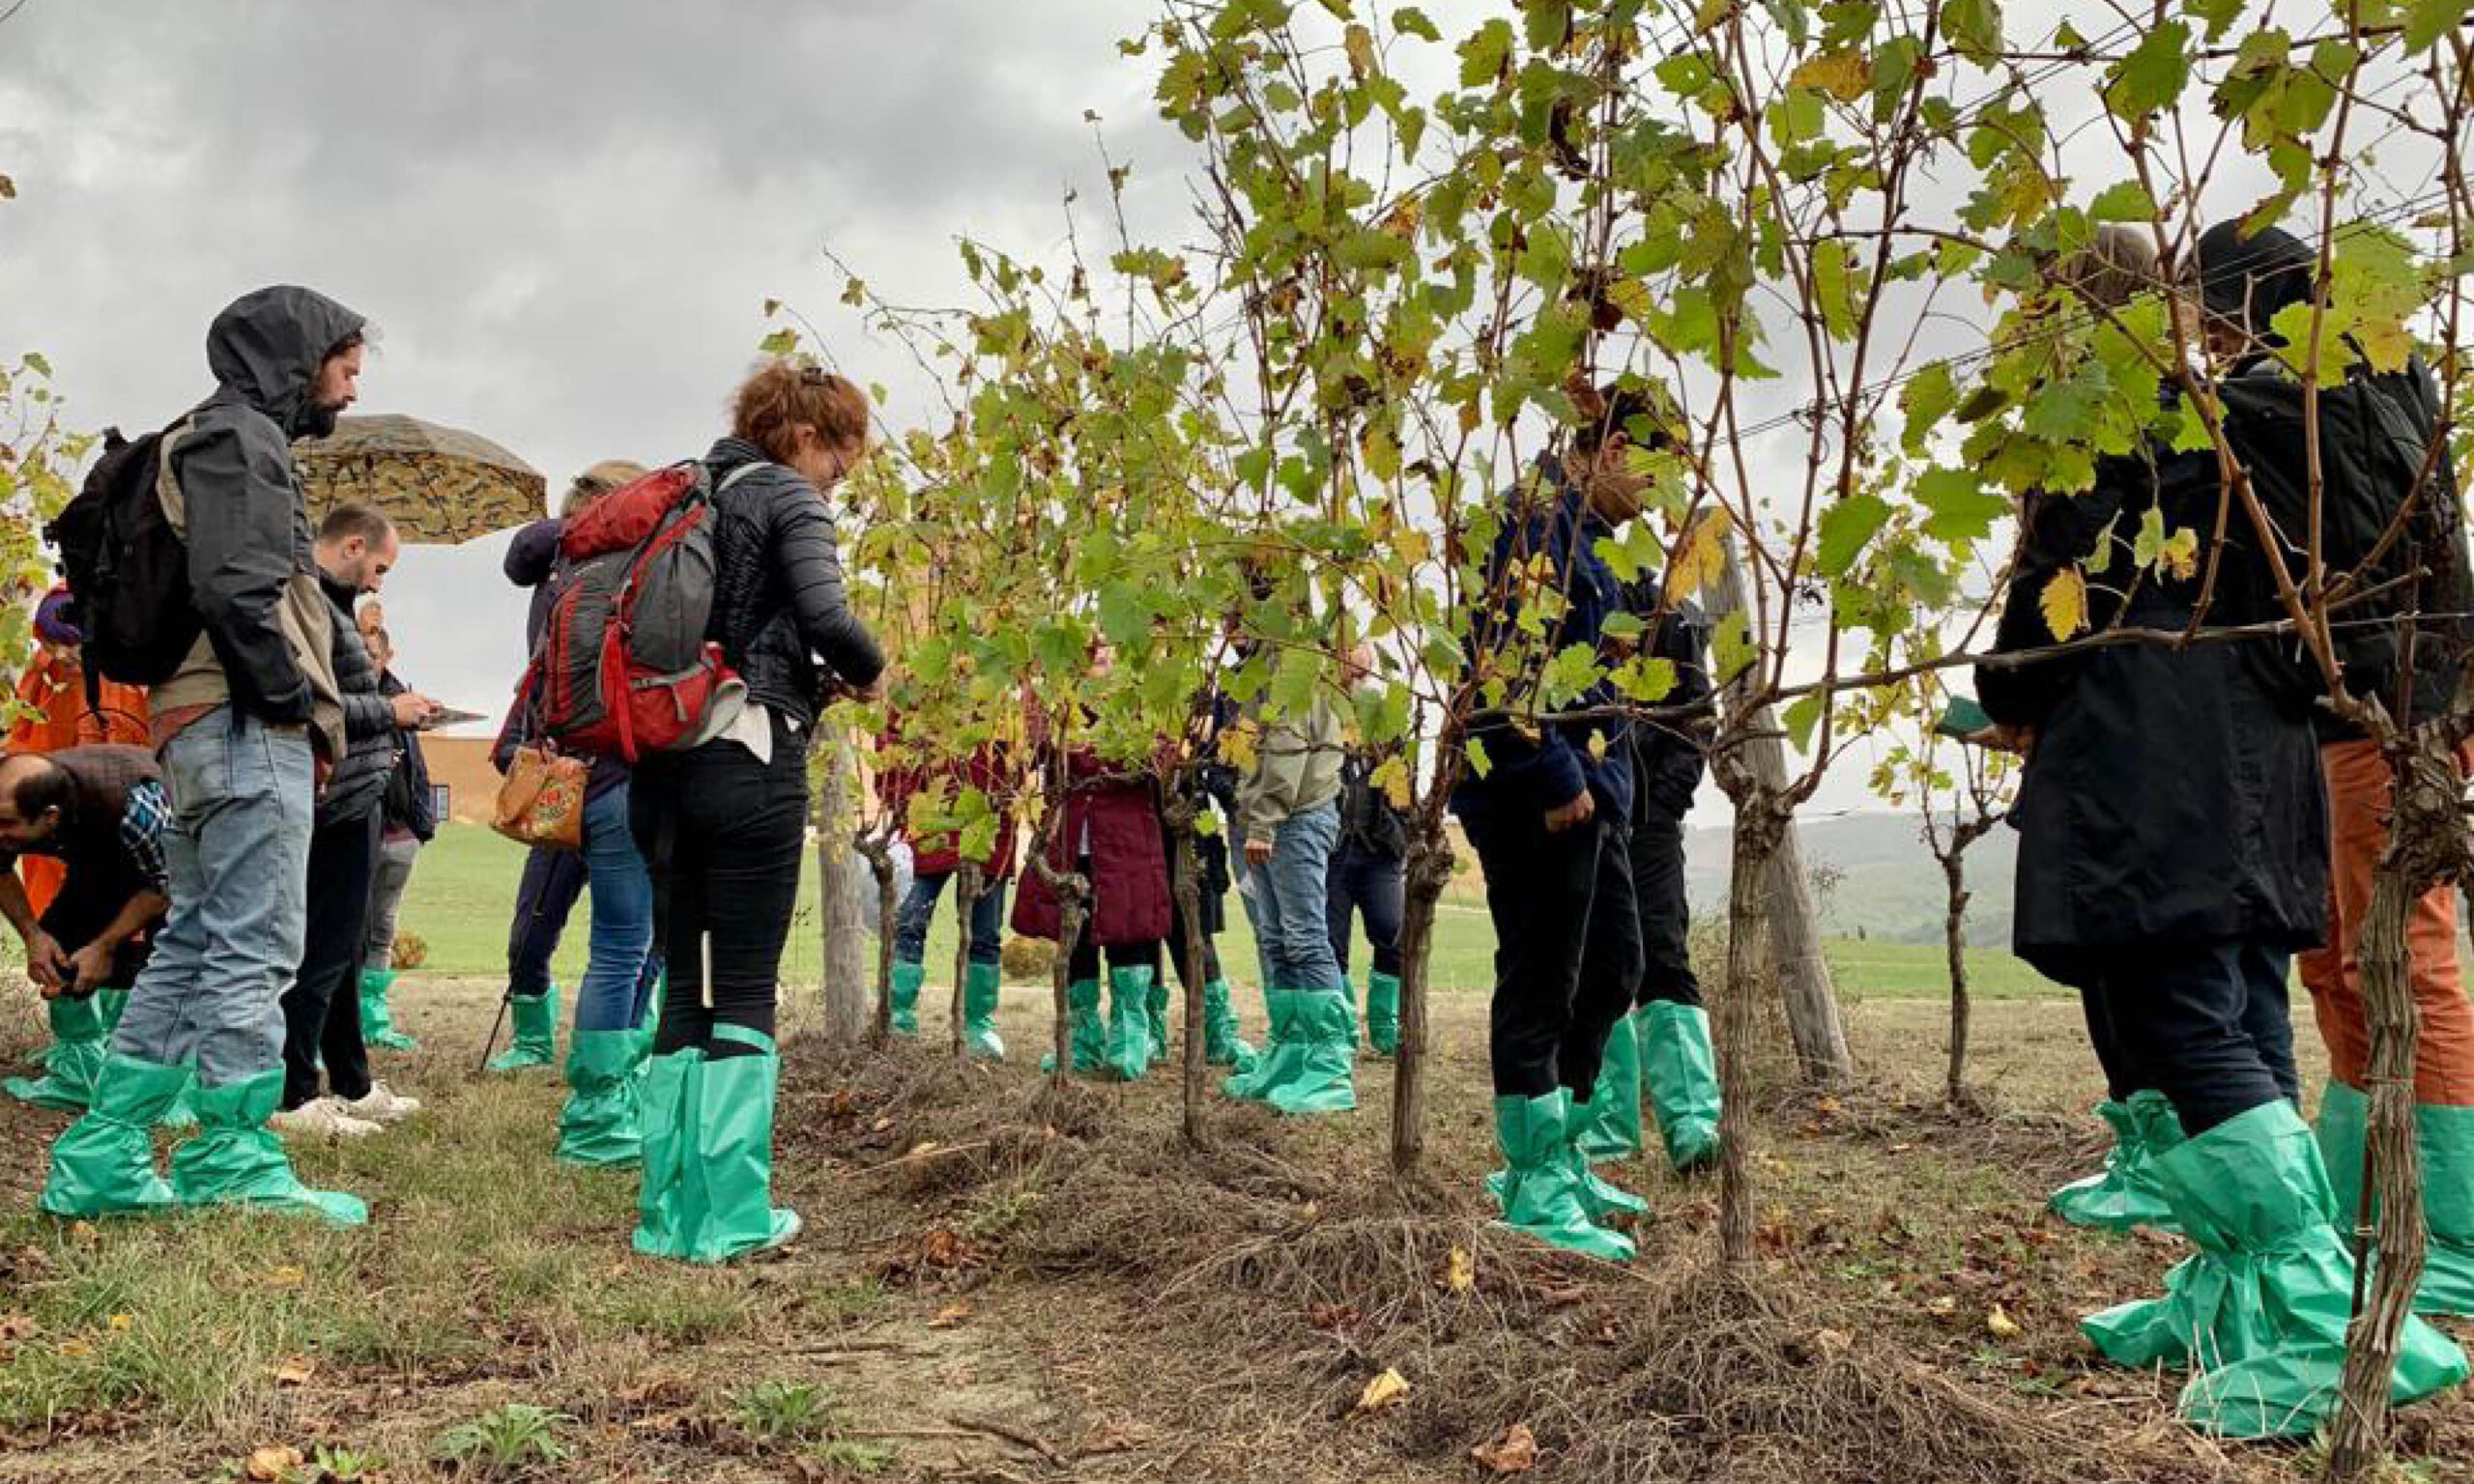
{"left": 205, "top": 285, "right": 367, "bottom": 441}
{"left": 2197, "top": 223, "right": 2314, "bottom": 345}
{"left": 504, "top": 518, "right": 562, "bottom": 588}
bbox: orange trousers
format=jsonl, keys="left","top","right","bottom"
{"left": 2296, "top": 736, "right": 2474, "bottom": 1105}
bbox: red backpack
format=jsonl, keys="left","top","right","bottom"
{"left": 520, "top": 461, "right": 755, "bottom": 760}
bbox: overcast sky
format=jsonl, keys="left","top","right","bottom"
{"left": 4, "top": 1, "right": 2444, "bottom": 823}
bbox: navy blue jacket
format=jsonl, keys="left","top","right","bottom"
{"left": 1452, "top": 461, "right": 1633, "bottom": 824}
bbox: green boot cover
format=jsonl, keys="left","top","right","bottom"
{"left": 2082, "top": 1099, "right": 2466, "bottom": 1437}
{"left": 96, "top": 987, "right": 130, "bottom": 1034}
{"left": 6, "top": 992, "right": 108, "bottom": 1112}
{"left": 632, "top": 1047, "right": 704, "bottom": 1259}
{"left": 1265, "top": 991, "right": 1357, "bottom": 1116}
{"left": 962, "top": 961, "right": 1005, "bottom": 1061}
{"left": 2319, "top": 1084, "right": 2474, "bottom": 1319}
{"left": 1487, "top": 1087, "right": 1647, "bottom": 1218}
{"left": 169, "top": 1070, "right": 366, "bottom": 1226}
{"left": 1103, "top": 965, "right": 1158, "bottom": 1082}
{"left": 1145, "top": 974, "right": 1171, "bottom": 1054}
{"left": 1366, "top": 971, "right": 1401, "bottom": 1057}
{"left": 1040, "top": 980, "right": 1106, "bottom": 1075}
{"left": 360, "top": 968, "right": 418, "bottom": 1051}
{"left": 157, "top": 1070, "right": 199, "bottom": 1130}
{"left": 556, "top": 1028, "right": 646, "bottom": 1168}
{"left": 1224, "top": 990, "right": 1303, "bottom": 1102}
{"left": 2416, "top": 1100, "right": 2474, "bottom": 1317}
{"left": 36, "top": 1048, "right": 185, "bottom": 1217}
{"left": 679, "top": 1024, "right": 800, "bottom": 1263}
{"left": 1571, "top": 1011, "right": 1645, "bottom": 1162}
{"left": 1201, "top": 979, "right": 1255, "bottom": 1070}
{"left": 2051, "top": 1092, "right": 2180, "bottom": 1233}
{"left": 486, "top": 986, "right": 559, "bottom": 1071}
{"left": 889, "top": 960, "right": 924, "bottom": 1039}
{"left": 1639, "top": 1001, "right": 1722, "bottom": 1172}
{"left": 1491, "top": 1092, "right": 1634, "bottom": 1261}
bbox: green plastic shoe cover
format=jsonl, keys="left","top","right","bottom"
{"left": 889, "top": 960, "right": 924, "bottom": 1039}
{"left": 556, "top": 1028, "right": 647, "bottom": 1167}
{"left": 1571, "top": 1009, "right": 1645, "bottom": 1162}
{"left": 632, "top": 1047, "right": 702, "bottom": 1258}
{"left": 37, "top": 1047, "right": 186, "bottom": 1217}
{"left": 486, "top": 985, "right": 560, "bottom": 1071}
{"left": 96, "top": 987, "right": 130, "bottom": 1033}
{"left": 6, "top": 991, "right": 108, "bottom": 1112}
{"left": 1039, "top": 979, "right": 1107, "bottom": 1075}
{"left": 169, "top": 1070, "right": 366, "bottom": 1226}
{"left": 962, "top": 961, "right": 1006, "bottom": 1061}
{"left": 2082, "top": 1099, "right": 2464, "bottom": 1438}
{"left": 2317, "top": 1081, "right": 2474, "bottom": 1319}
{"left": 1491, "top": 1091, "right": 1634, "bottom": 1261}
{"left": 1201, "top": 978, "right": 1256, "bottom": 1070}
{"left": 1103, "top": 965, "right": 1158, "bottom": 1082}
{"left": 1223, "top": 989, "right": 1304, "bottom": 1102}
{"left": 1145, "top": 973, "right": 1171, "bottom": 1054}
{"left": 2051, "top": 1093, "right": 2181, "bottom": 1233}
{"left": 1365, "top": 970, "right": 1401, "bottom": 1057}
{"left": 360, "top": 967, "right": 419, "bottom": 1051}
{"left": 1638, "top": 1001, "right": 1722, "bottom": 1172}
{"left": 656, "top": 1024, "right": 799, "bottom": 1264}
{"left": 1265, "top": 990, "right": 1356, "bottom": 1116}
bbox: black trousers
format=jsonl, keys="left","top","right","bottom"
{"left": 41, "top": 854, "right": 154, "bottom": 994}
{"left": 2057, "top": 937, "right": 2299, "bottom": 1136}
{"left": 1156, "top": 897, "right": 1223, "bottom": 990}
{"left": 506, "top": 844, "right": 589, "bottom": 997}
{"left": 280, "top": 808, "right": 379, "bottom": 1109}
{"left": 633, "top": 720, "right": 809, "bottom": 1059}
{"left": 1466, "top": 804, "right": 1643, "bottom": 1100}
{"left": 1326, "top": 839, "right": 1404, "bottom": 978}
{"left": 1627, "top": 808, "right": 1701, "bottom": 1008}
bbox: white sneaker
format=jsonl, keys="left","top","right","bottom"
{"left": 270, "top": 1099, "right": 383, "bottom": 1140}
{"left": 338, "top": 1082, "right": 421, "bottom": 1125}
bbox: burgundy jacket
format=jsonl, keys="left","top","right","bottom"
{"left": 1009, "top": 745, "right": 1171, "bottom": 947}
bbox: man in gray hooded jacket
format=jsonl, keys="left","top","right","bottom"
{"left": 40, "top": 285, "right": 372, "bottom": 1227}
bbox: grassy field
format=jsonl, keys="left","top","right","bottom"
{"left": 395, "top": 822, "right": 2066, "bottom": 1003}
{"left": 0, "top": 970, "right": 2465, "bottom": 1482}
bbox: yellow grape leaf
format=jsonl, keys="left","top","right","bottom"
{"left": 1355, "top": 1368, "right": 1411, "bottom": 1413}
{"left": 245, "top": 1445, "right": 303, "bottom": 1482}
{"left": 1985, "top": 1303, "right": 2023, "bottom": 1339}
{"left": 1668, "top": 513, "right": 1729, "bottom": 599}
{"left": 105, "top": 1313, "right": 131, "bottom": 1332}
{"left": 1443, "top": 1246, "right": 1476, "bottom": 1295}
{"left": 271, "top": 1358, "right": 314, "bottom": 1387}
{"left": 2039, "top": 566, "right": 2088, "bottom": 641}
{"left": 1788, "top": 48, "right": 1869, "bottom": 102}
{"left": 1218, "top": 719, "right": 1260, "bottom": 774}
{"left": 2157, "top": 527, "right": 2199, "bottom": 583}
{"left": 1344, "top": 22, "right": 1377, "bottom": 79}
{"left": 267, "top": 1266, "right": 307, "bottom": 1289}
{"left": 1371, "top": 755, "right": 1415, "bottom": 811}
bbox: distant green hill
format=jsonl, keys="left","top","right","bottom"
{"left": 1682, "top": 812, "right": 2019, "bottom": 949}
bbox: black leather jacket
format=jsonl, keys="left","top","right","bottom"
{"left": 699, "top": 437, "right": 884, "bottom": 727}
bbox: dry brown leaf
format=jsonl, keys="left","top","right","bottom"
{"left": 1472, "top": 1422, "right": 1539, "bottom": 1473}
{"left": 54, "top": 1339, "right": 92, "bottom": 1358}
{"left": 105, "top": 1314, "right": 132, "bottom": 1333}
{"left": 1812, "top": 1327, "right": 1855, "bottom": 1354}
{"left": 267, "top": 1266, "right": 307, "bottom": 1289}
{"left": 1355, "top": 1368, "right": 1411, "bottom": 1414}
{"left": 1442, "top": 1245, "right": 1476, "bottom": 1295}
{"left": 928, "top": 1302, "right": 972, "bottom": 1329}
{"left": 871, "top": 1115, "right": 894, "bottom": 1132}
{"left": 1926, "top": 1295, "right": 1959, "bottom": 1317}
{"left": 1986, "top": 1303, "right": 2023, "bottom": 1339}
{"left": 245, "top": 1444, "right": 302, "bottom": 1481}
{"left": 68, "top": 1222, "right": 99, "bottom": 1245}
{"left": 271, "top": 1359, "right": 314, "bottom": 1388}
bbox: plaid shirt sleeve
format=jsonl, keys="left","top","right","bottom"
{"left": 118, "top": 780, "right": 171, "bottom": 897}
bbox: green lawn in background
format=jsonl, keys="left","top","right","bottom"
{"left": 391, "top": 824, "right": 2067, "bottom": 1001}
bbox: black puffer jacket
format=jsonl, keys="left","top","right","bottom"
{"left": 1978, "top": 438, "right": 2326, "bottom": 968}
{"left": 699, "top": 436, "right": 884, "bottom": 727}
{"left": 318, "top": 572, "right": 399, "bottom": 826}
{"left": 1622, "top": 571, "right": 1713, "bottom": 822}
{"left": 174, "top": 286, "right": 366, "bottom": 726}
{"left": 379, "top": 671, "right": 437, "bottom": 842}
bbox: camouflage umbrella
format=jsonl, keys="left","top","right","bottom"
{"left": 293, "top": 413, "right": 546, "bottom": 544}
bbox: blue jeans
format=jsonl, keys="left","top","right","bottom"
{"left": 1324, "top": 839, "right": 1404, "bottom": 978}
{"left": 894, "top": 870, "right": 1006, "bottom": 967}
{"left": 112, "top": 707, "right": 314, "bottom": 1086}
{"left": 576, "top": 783, "right": 658, "bottom": 1033}
{"left": 1240, "top": 800, "right": 1343, "bottom": 993}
